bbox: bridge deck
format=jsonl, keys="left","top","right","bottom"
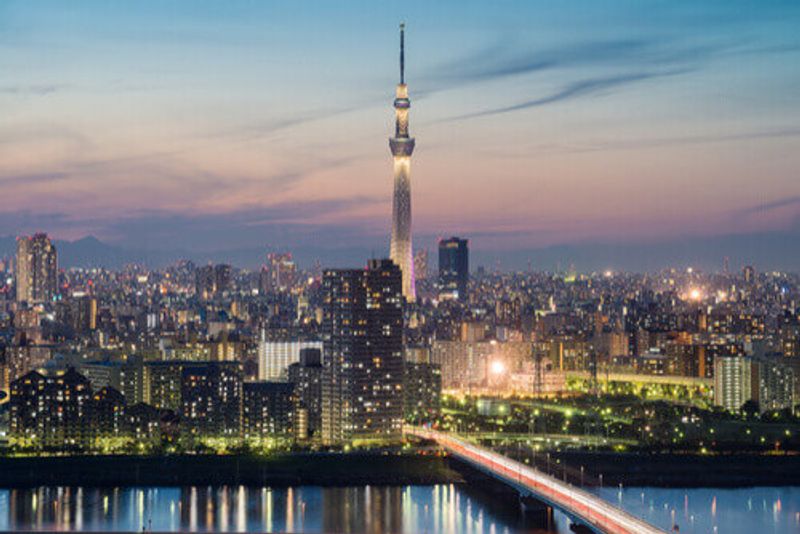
{"left": 407, "top": 428, "right": 664, "bottom": 534}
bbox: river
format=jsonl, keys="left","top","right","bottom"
{"left": 0, "top": 484, "right": 797, "bottom": 532}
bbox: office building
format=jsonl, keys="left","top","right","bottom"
{"left": 195, "top": 264, "right": 231, "bottom": 300}
{"left": 15, "top": 233, "right": 58, "bottom": 304}
{"left": 261, "top": 253, "right": 297, "bottom": 294}
{"left": 414, "top": 249, "right": 428, "bottom": 281}
{"left": 438, "top": 237, "right": 468, "bottom": 300}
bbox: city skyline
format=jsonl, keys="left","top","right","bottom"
{"left": 1, "top": 5, "right": 800, "bottom": 533}
{"left": 2, "top": 1, "right": 800, "bottom": 270}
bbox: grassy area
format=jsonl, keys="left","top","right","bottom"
{"left": 437, "top": 392, "right": 800, "bottom": 453}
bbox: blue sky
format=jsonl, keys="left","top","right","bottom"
{"left": 1, "top": 1, "right": 800, "bottom": 268}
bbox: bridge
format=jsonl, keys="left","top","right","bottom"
{"left": 407, "top": 427, "right": 665, "bottom": 534}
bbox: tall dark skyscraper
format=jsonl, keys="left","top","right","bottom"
{"left": 15, "top": 233, "right": 58, "bottom": 304}
{"left": 321, "top": 259, "right": 404, "bottom": 445}
{"left": 195, "top": 263, "right": 231, "bottom": 300}
{"left": 438, "top": 237, "right": 469, "bottom": 301}
{"left": 389, "top": 24, "right": 416, "bottom": 302}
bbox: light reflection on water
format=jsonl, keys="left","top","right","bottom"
{"left": 0, "top": 484, "right": 572, "bottom": 533}
{"left": 592, "top": 486, "right": 800, "bottom": 534}
{"left": 5, "top": 484, "right": 795, "bottom": 533}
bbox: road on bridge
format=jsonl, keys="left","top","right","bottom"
{"left": 406, "top": 427, "right": 665, "bottom": 534}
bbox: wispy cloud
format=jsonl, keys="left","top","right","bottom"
{"left": 447, "top": 71, "right": 684, "bottom": 121}
{"left": 737, "top": 195, "right": 800, "bottom": 217}
{"left": 0, "top": 84, "right": 66, "bottom": 95}
{"left": 425, "top": 36, "right": 719, "bottom": 91}
{"left": 0, "top": 171, "right": 71, "bottom": 187}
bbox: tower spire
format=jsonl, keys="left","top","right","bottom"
{"left": 389, "top": 23, "right": 416, "bottom": 302}
{"left": 400, "top": 23, "right": 405, "bottom": 84}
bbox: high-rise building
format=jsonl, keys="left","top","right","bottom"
{"left": 321, "top": 259, "right": 404, "bottom": 445}
{"left": 261, "top": 253, "right": 297, "bottom": 294}
{"left": 403, "top": 361, "right": 441, "bottom": 421}
{"left": 413, "top": 249, "right": 428, "bottom": 281}
{"left": 181, "top": 361, "right": 243, "bottom": 437}
{"left": 92, "top": 386, "right": 126, "bottom": 438}
{"left": 752, "top": 352, "right": 796, "bottom": 413}
{"left": 243, "top": 381, "right": 295, "bottom": 438}
{"left": 389, "top": 24, "right": 416, "bottom": 302}
{"left": 743, "top": 265, "right": 755, "bottom": 284}
{"left": 125, "top": 403, "right": 161, "bottom": 443}
{"left": 144, "top": 361, "right": 185, "bottom": 411}
{"left": 438, "top": 237, "right": 469, "bottom": 300}
{"left": 714, "top": 353, "right": 796, "bottom": 413}
{"left": 10, "top": 368, "right": 92, "bottom": 448}
{"left": 71, "top": 296, "right": 97, "bottom": 333}
{"left": 0, "top": 348, "right": 8, "bottom": 397}
{"left": 80, "top": 357, "right": 145, "bottom": 405}
{"left": 288, "top": 348, "right": 323, "bottom": 440}
{"left": 257, "top": 335, "right": 323, "bottom": 380}
{"left": 195, "top": 264, "right": 231, "bottom": 300}
{"left": 714, "top": 354, "right": 756, "bottom": 413}
{"left": 15, "top": 233, "right": 58, "bottom": 304}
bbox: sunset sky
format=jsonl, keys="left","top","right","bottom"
{"left": 2, "top": 1, "right": 800, "bottom": 267}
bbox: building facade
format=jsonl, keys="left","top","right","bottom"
{"left": 181, "top": 361, "right": 243, "bottom": 437}
{"left": 243, "top": 381, "right": 295, "bottom": 438}
{"left": 9, "top": 368, "right": 92, "bottom": 448}
{"left": 16, "top": 233, "right": 58, "bottom": 304}
{"left": 438, "top": 237, "right": 469, "bottom": 301}
{"left": 321, "top": 259, "right": 404, "bottom": 445}
{"left": 257, "top": 336, "right": 323, "bottom": 381}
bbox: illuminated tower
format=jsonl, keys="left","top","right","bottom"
{"left": 389, "top": 23, "right": 416, "bottom": 302}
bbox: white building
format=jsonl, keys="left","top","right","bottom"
{"left": 714, "top": 355, "right": 755, "bottom": 413}
{"left": 258, "top": 335, "right": 323, "bottom": 381}
{"left": 714, "top": 353, "right": 795, "bottom": 413}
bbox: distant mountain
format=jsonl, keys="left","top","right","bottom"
{"left": 0, "top": 231, "right": 798, "bottom": 272}
{"left": 0, "top": 235, "right": 186, "bottom": 269}
{"left": 56, "top": 236, "right": 128, "bottom": 267}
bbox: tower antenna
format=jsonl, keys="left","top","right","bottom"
{"left": 400, "top": 23, "right": 405, "bottom": 84}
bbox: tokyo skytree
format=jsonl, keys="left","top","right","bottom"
{"left": 389, "top": 23, "right": 416, "bottom": 302}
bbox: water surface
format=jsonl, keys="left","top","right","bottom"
{"left": 2, "top": 484, "right": 797, "bottom": 532}
{"left": 593, "top": 486, "right": 800, "bottom": 534}
{"left": 0, "top": 484, "right": 572, "bottom": 533}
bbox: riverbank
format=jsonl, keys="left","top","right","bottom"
{"left": 3, "top": 449, "right": 796, "bottom": 489}
{"left": 0, "top": 452, "right": 462, "bottom": 487}
{"left": 553, "top": 450, "right": 800, "bottom": 487}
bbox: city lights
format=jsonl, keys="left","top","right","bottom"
{"left": 0, "top": 5, "right": 799, "bottom": 533}
{"left": 490, "top": 360, "right": 506, "bottom": 375}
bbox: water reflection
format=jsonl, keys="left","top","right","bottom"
{"left": 0, "top": 484, "right": 572, "bottom": 533}
{"left": 592, "top": 486, "right": 800, "bottom": 534}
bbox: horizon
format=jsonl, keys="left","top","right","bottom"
{"left": 2, "top": 1, "right": 800, "bottom": 269}
{"left": 3, "top": 230, "right": 800, "bottom": 274}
